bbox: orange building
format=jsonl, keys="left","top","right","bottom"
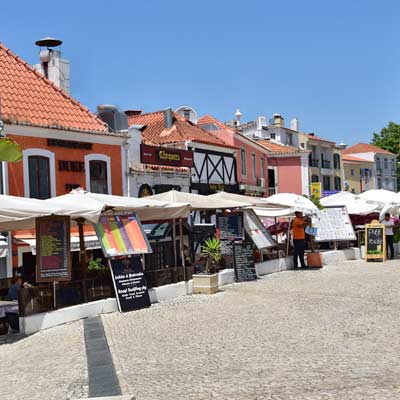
{"left": 0, "top": 42, "right": 127, "bottom": 276}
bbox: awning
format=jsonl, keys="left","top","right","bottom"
{"left": 19, "top": 235, "right": 101, "bottom": 255}
{"left": 0, "top": 240, "right": 8, "bottom": 258}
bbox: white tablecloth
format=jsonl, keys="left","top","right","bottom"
{"left": 0, "top": 301, "right": 18, "bottom": 318}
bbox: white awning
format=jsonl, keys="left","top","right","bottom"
{"left": 20, "top": 235, "right": 101, "bottom": 255}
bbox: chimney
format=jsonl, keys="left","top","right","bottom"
{"left": 125, "top": 109, "right": 143, "bottom": 117}
{"left": 290, "top": 117, "right": 299, "bottom": 131}
{"left": 164, "top": 108, "right": 174, "bottom": 128}
{"left": 97, "top": 105, "right": 128, "bottom": 131}
{"left": 273, "top": 113, "right": 284, "bottom": 127}
{"left": 234, "top": 108, "right": 242, "bottom": 126}
{"left": 34, "top": 37, "right": 70, "bottom": 93}
{"left": 337, "top": 141, "right": 347, "bottom": 150}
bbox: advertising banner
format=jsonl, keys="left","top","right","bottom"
{"left": 140, "top": 143, "right": 194, "bottom": 167}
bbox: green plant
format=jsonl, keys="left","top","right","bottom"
{"left": 88, "top": 258, "right": 106, "bottom": 272}
{"left": 201, "top": 237, "right": 222, "bottom": 274}
{"left": 309, "top": 195, "right": 324, "bottom": 210}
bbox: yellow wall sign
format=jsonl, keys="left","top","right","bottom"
{"left": 310, "top": 182, "right": 321, "bottom": 198}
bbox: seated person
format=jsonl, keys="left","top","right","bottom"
{"left": 7, "top": 276, "right": 22, "bottom": 301}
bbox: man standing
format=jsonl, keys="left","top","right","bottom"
{"left": 291, "top": 211, "right": 308, "bottom": 269}
{"left": 381, "top": 213, "right": 395, "bottom": 259}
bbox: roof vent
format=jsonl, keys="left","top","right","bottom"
{"left": 97, "top": 105, "right": 128, "bottom": 131}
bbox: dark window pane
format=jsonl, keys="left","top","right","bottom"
{"left": 90, "top": 160, "right": 108, "bottom": 194}
{"left": 28, "top": 156, "right": 50, "bottom": 199}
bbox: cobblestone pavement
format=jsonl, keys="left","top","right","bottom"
{"left": 103, "top": 260, "right": 400, "bottom": 400}
{"left": 1, "top": 259, "right": 400, "bottom": 399}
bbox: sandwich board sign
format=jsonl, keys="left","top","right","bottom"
{"left": 365, "top": 220, "right": 386, "bottom": 262}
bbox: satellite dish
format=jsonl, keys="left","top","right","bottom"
{"left": 35, "top": 37, "right": 63, "bottom": 48}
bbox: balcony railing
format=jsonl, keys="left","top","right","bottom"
{"left": 321, "top": 160, "right": 331, "bottom": 169}
{"left": 268, "top": 187, "right": 277, "bottom": 196}
{"left": 309, "top": 159, "right": 319, "bottom": 167}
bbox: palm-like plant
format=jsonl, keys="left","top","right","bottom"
{"left": 201, "top": 236, "right": 222, "bottom": 274}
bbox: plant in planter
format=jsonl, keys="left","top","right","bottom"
{"left": 87, "top": 258, "right": 108, "bottom": 277}
{"left": 192, "top": 237, "right": 221, "bottom": 295}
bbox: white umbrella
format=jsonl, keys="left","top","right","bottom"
{"left": 321, "top": 191, "right": 379, "bottom": 215}
{"left": 266, "top": 193, "right": 318, "bottom": 213}
{"left": 358, "top": 189, "right": 400, "bottom": 205}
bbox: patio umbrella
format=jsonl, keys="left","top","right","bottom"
{"left": 358, "top": 189, "right": 400, "bottom": 205}
{"left": 266, "top": 193, "right": 318, "bottom": 213}
{"left": 321, "top": 191, "right": 380, "bottom": 215}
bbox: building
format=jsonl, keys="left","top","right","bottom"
{"left": 126, "top": 109, "right": 238, "bottom": 196}
{"left": 342, "top": 154, "right": 375, "bottom": 194}
{"left": 343, "top": 143, "right": 397, "bottom": 191}
{"left": 227, "top": 111, "right": 310, "bottom": 196}
{"left": 298, "top": 133, "right": 344, "bottom": 194}
{"left": 0, "top": 40, "right": 127, "bottom": 276}
{"left": 197, "top": 114, "right": 269, "bottom": 197}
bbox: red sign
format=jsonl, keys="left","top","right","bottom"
{"left": 140, "top": 144, "right": 193, "bottom": 167}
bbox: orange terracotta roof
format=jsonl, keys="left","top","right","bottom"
{"left": 303, "top": 133, "right": 336, "bottom": 144}
{"left": 258, "top": 140, "right": 304, "bottom": 155}
{"left": 0, "top": 43, "right": 109, "bottom": 134}
{"left": 127, "top": 110, "right": 237, "bottom": 149}
{"left": 342, "top": 143, "right": 394, "bottom": 155}
{"left": 342, "top": 154, "right": 374, "bottom": 163}
{"left": 197, "top": 114, "right": 229, "bottom": 130}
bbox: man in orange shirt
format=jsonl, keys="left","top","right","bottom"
{"left": 291, "top": 211, "right": 308, "bottom": 269}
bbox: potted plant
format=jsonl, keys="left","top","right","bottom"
{"left": 87, "top": 258, "right": 108, "bottom": 278}
{"left": 192, "top": 237, "right": 221, "bottom": 295}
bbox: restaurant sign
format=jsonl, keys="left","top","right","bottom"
{"left": 140, "top": 144, "right": 194, "bottom": 167}
{"left": 36, "top": 216, "right": 71, "bottom": 283}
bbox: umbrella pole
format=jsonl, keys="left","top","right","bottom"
{"left": 274, "top": 217, "right": 279, "bottom": 259}
{"left": 173, "top": 219, "right": 177, "bottom": 268}
{"left": 286, "top": 217, "right": 291, "bottom": 258}
{"left": 78, "top": 218, "right": 87, "bottom": 280}
{"left": 179, "top": 218, "right": 186, "bottom": 282}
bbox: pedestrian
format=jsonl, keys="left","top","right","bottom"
{"left": 291, "top": 211, "right": 308, "bottom": 269}
{"left": 381, "top": 213, "right": 395, "bottom": 259}
{"left": 6, "top": 276, "right": 22, "bottom": 301}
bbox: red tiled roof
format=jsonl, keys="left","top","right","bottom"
{"left": 342, "top": 154, "right": 374, "bottom": 163}
{"left": 303, "top": 133, "right": 335, "bottom": 144}
{"left": 342, "top": 143, "right": 394, "bottom": 155}
{"left": 127, "top": 110, "right": 237, "bottom": 149}
{"left": 258, "top": 140, "right": 303, "bottom": 155}
{"left": 0, "top": 43, "right": 109, "bottom": 133}
{"left": 197, "top": 114, "right": 229, "bottom": 131}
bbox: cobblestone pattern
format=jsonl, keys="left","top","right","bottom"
{"left": 0, "top": 320, "right": 88, "bottom": 400}
{"left": 103, "top": 260, "right": 400, "bottom": 400}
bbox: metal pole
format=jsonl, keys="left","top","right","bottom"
{"left": 172, "top": 219, "right": 177, "bottom": 267}
{"left": 78, "top": 218, "right": 87, "bottom": 280}
{"left": 179, "top": 218, "right": 186, "bottom": 282}
{"left": 53, "top": 281, "right": 57, "bottom": 309}
{"left": 286, "top": 217, "right": 292, "bottom": 257}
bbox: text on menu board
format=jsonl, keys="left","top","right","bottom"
{"left": 365, "top": 222, "right": 385, "bottom": 260}
{"left": 233, "top": 241, "right": 257, "bottom": 282}
{"left": 216, "top": 212, "right": 244, "bottom": 241}
{"left": 36, "top": 216, "right": 71, "bottom": 283}
{"left": 94, "top": 212, "right": 152, "bottom": 258}
{"left": 109, "top": 256, "right": 151, "bottom": 312}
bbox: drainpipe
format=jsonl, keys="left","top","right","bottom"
{"left": 124, "top": 139, "right": 131, "bottom": 197}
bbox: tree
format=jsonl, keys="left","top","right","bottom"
{"left": 371, "top": 122, "right": 400, "bottom": 187}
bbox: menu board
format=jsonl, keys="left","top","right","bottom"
{"left": 36, "top": 216, "right": 71, "bottom": 283}
{"left": 312, "top": 206, "right": 356, "bottom": 242}
{"left": 94, "top": 212, "right": 152, "bottom": 258}
{"left": 216, "top": 212, "right": 244, "bottom": 241}
{"left": 243, "top": 210, "right": 276, "bottom": 250}
{"left": 109, "top": 257, "right": 151, "bottom": 312}
{"left": 365, "top": 222, "right": 386, "bottom": 261}
{"left": 233, "top": 241, "right": 257, "bottom": 282}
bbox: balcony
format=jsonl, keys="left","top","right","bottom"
{"left": 309, "top": 159, "right": 319, "bottom": 168}
{"left": 376, "top": 168, "right": 382, "bottom": 175}
{"left": 322, "top": 160, "right": 331, "bottom": 169}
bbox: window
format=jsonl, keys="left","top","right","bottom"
{"left": 333, "top": 154, "right": 340, "bottom": 169}
{"left": 286, "top": 133, "right": 293, "bottom": 145}
{"left": 241, "top": 148, "right": 246, "bottom": 175}
{"left": 252, "top": 154, "right": 256, "bottom": 179}
{"left": 270, "top": 133, "right": 276, "bottom": 140}
{"left": 377, "top": 178, "right": 382, "bottom": 189}
{"left": 89, "top": 160, "right": 108, "bottom": 194}
{"left": 322, "top": 176, "right": 331, "bottom": 191}
{"left": 334, "top": 176, "right": 341, "bottom": 190}
{"left": 261, "top": 157, "right": 265, "bottom": 177}
{"left": 376, "top": 158, "right": 381, "bottom": 169}
{"left": 350, "top": 169, "right": 354, "bottom": 177}
{"left": 183, "top": 109, "right": 191, "bottom": 120}
{"left": 311, "top": 175, "right": 319, "bottom": 182}
{"left": 300, "top": 143, "right": 305, "bottom": 149}
{"left": 28, "top": 156, "right": 51, "bottom": 199}
{"left": 384, "top": 158, "right": 388, "bottom": 169}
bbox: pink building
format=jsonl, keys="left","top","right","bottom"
{"left": 198, "top": 115, "right": 269, "bottom": 197}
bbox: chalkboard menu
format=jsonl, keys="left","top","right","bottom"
{"left": 216, "top": 212, "right": 244, "bottom": 241}
{"left": 233, "top": 241, "right": 257, "bottom": 282}
{"left": 365, "top": 221, "right": 386, "bottom": 261}
{"left": 109, "top": 256, "right": 151, "bottom": 312}
{"left": 36, "top": 216, "right": 71, "bottom": 283}
{"left": 220, "top": 239, "right": 234, "bottom": 255}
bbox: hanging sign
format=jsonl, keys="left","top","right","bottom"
{"left": 365, "top": 220, "right": 386, "bottom": 261}
{"left": 232, "top": 241, "right": 257, "bottom": 282}
{"left": 36, "top": 216, "right": 71, "bottom": 283}
{"left": 94, "top": 212, "right": 152, "bottom": 258}
{"left": 310, "top": 182, "right": 321, "bottom": 199}
{"left": 140, "top": 144, "right": 194, "bottom": 167}
{"left": 109, "top": 256, "right": 151, "bottom": 312}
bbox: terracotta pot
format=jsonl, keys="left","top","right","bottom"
{"left": 307, "top": 252, "right": 323, "bottom": 268}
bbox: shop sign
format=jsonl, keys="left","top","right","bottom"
{"left": 93, "top": 211, "right": 152, "bottom": 258}
{"left": 216, "top": 212, "right": 244, "bottom": 241}
{"left": 47, "top": 138, "right": 92, "bottom": 150}
{"left": 109, "top": 256, "right": 151, "bottom": 312}
{"left": 365, "top": 220, "right": 386, "bottom": 261}
{"left": 310, "top": 182, "right": 321, "bottom": 198}
{"left": 36, "top": 216, "right": 71, "bottom": 283}
{"left": 140, "top": 144, "right": 193, "bottom": 167}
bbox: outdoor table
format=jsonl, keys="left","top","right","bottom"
{"left": 0, "top": 300, "right": 18, "bottom": 318}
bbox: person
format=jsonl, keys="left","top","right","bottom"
{"left": 381, "top": 213, "right": 395, "bottom": 259}
{"left": 6, "top": 276, "right": 22, "bottom": 301}
{"left": 291, "top": 211, "right": 309, "bottom": 269}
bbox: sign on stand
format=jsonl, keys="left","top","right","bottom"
{"left": 232, "top": 241, "right": 257, "bottom": 282}
{"left": 217, "top": 212, "right": 244, "bottom": 255}
{"left": 109, "top": 257, "right": 151, "bottom": 312}
{"left": 365, "top": 221, "right": 386, "bottom": 261}
{"left": 36, "top": 216, "right": 71, "bottom": 283}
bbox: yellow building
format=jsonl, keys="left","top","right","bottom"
{"left": 342, "top": 154, "right": 375, "bottom": 194}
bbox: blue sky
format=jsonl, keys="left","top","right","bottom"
{"left": 1, "top": 0, "right": 399, "bottom": 144}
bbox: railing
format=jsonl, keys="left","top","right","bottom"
{"left": 321, "top": 160, "right": 331, "bottom": 169}
{"left": 267, "top": 187, "right": 277, "bottom": 196}
{"left": 376, "top": 168, "right": 382, "bottom": 175}
{"left": 309, "top": 159, "right": 319, "bottom": 167}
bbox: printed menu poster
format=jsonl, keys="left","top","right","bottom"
{"left": 36, "top": 216, "right": 71, "bottom": 283}
{"left": 94, "top": 212, "right": 152, "bottom": 258}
